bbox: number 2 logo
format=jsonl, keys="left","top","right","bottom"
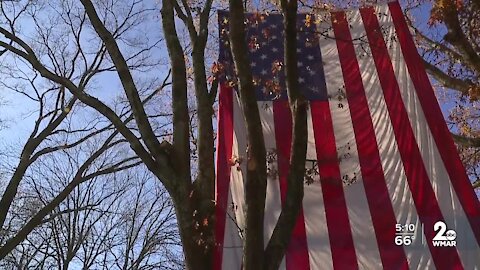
{"left": 433, "top": 221, "right": 456, "bottom": 241}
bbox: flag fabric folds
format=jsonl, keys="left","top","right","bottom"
{"left": 214, "top": 2, "right": 480, "bottom": 269}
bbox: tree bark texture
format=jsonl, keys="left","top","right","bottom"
{"left": 228, "top": 0, "right": 268, "bottom": 269}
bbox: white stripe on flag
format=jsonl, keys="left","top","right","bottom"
{"left": 347, "top": 8, "right": 434, "bottom": 269}
{"left": 332, "top": 9, "right": 410, "bottom": 269}
{"left": 303, "top": 108, "right": 334, "bottom": 269}
{"left": 222, "top": 93, "right": 246, "bottom": 270}
{"left": 231, "top": 94, "right": 247, "bottom": 231}
{"left": 258, "top": 101, "right": 286, "bottom": 270}
{"left": 378, "top": 4, "right": 480, "bottom": 267}
{"left": 222, "top": 188, "right": 243, "bottom": 270}
{"left": 318, "top": 13, "right": 382, "bottom": 270}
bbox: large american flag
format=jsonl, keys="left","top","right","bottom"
{"left": 214, "top": 2, "right": 480, "bottom": 269}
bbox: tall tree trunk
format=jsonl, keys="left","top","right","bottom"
{"left": 171, "top": 191, "right": 213, "bottom": 270}
{"left": 161, "top": 0, "right": 213, "bottom": 268}
{"left": 264, "top": 1, "right": 308, "bottom": 268}
{"left": 228, "top": 0, "right": 268, "bottom": 269}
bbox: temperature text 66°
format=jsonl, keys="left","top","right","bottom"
{"left": 395, "top": 235, "right": 414, "bottom": 246}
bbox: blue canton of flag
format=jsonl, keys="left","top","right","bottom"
{"left": 218, "top": 11, "right": 328, "bottom": 101}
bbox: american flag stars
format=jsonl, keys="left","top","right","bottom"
{"left": 218, "top": 11, "right": 328, "bottom": 101}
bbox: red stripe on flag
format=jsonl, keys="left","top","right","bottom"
{"left": 331, "top": 11, "right": 409, "bottom": 270}
{"left": 214, "top": 84, "right": 234, "bottom": 270}
{"left": 273, "top": 100, "right": 311, "bottom": 270}
{"left": 389, "top": 1, "right": 480, "bottom": 246}
{"left": 310, "top": 101, "right": 358, "bottom": 270}
{"left": 360, "top": 7, "right": 464, "bottom": 269}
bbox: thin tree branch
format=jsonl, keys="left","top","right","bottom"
{"left": 441, "top": 0, "right": 480, "bottom": 72}
{"left": 452, "top": 133, "right": 480, "bottom": 147}
{"left": 0, "top": 29, "right": 175, "bottom": 192}
{"left": 79, "top": 0, "right": 168, "bottom": 167}
{"left": 423, "top": 59, "right": 474, "bottom": 94}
